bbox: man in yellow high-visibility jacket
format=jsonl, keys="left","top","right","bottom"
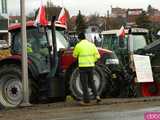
{"left": 73, "top": 32, "right": 101, "bottom": 105}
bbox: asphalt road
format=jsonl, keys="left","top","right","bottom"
{"left": 0, "top": 99, "right": 160, "bottom": 120}
{"left": 51, "top": 106, "right": 160, "bottom": 120}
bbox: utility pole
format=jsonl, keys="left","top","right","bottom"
{"left": 104, "top": 18, "right": 106, "bottom": 30}
{"left": 107, "top": 10, "right": 110, "bottom": 30}
{"left": 1, "top": 0, "right": 8, "bottom": 30}
{"left": 1, "top": 0, "right": 7, "bottom": 14}
{"left": 20, "top": 0, "right": 31, "bottom": 106}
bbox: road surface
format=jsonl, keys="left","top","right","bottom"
{"left": 0, "top": 99, "right": 160, "bottom": 120}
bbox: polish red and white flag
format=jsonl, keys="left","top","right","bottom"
{"left": 118, "top": 26, "right": 125, "bottom": 39}
{"left": 34, "top": 2, "right": 48, "bottom": 26}
{"left": 57, "top": 7, "right": 67, "bottom": 29}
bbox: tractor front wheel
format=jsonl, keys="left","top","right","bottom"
{"left": 0, "top": 64, "right": 23, "bottom": 107}
{"left": 0, "top": 64, "right": 38, "bottom": 108}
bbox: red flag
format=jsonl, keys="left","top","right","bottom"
{"left": 118, "top": 26, "right": 125, "bottom": 39}
{"left": 57, "top": 8, "right": 67, "bottom": 29}
{"left": 34, "top": 3, "right": 48, "bottom": 26}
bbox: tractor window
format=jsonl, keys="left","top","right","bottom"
{"left": 119, "top": 37, "right": 125, "bottom": 48}
{"left": 47, "top": 30, "right": 69, "bottom": 51}
{"left": 119, "top": 36, "right": 128, "bottom": 49}
{"left": 102, "top": 34, "right": 118, "bottom": 50}
{"left": 13, "top": 29, "right": 49, "bottom": 55}
{"left": 102, "top": 35, "right": 111, "bottom": 49}
{"left": 56, "top": 30, "right": 68, "bottom": 51}
{"left": 12, "top": 32, "right": 21, "bottom": 53}
{"left": 27, "top": 29, "right": 49, "bottom": 56}
{"left": 132, "top": 35, "right": 147, "bottom": 51}
{"left": 12, "top": 28, "right": 50, "bottom": 73}
{"left": 111, "top": 36, "right": 118, "bottom": 49}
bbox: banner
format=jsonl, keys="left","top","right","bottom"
{"left": 133, "top": 54, "right": 153, "bottom": 83}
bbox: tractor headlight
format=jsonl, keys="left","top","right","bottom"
{"left": 105, "top": 59, "right": 119, "bottom": 65}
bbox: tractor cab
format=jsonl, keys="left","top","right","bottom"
{"left": 9, "top": 21, "right": 69, "bottom": 75}
{"left": 101, "top": 28, "right": 149, "bottom": 50}
{"left": 11, "top": 27, "right": 50, "bottom": 74}
{"left": 101, "top": 28, "right": 149, "bottom": 65}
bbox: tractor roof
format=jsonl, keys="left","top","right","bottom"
{"left": 9, "top": 20, "right": 66, "bottom": 31}
{"left": 101, "top": 29, "right": 127, "bottom": 35}
{"left": 9, "top": 21, "right": 35, "bottom": 31}
{"left": 101, "top": 28, "right": 148, "bottom": 35}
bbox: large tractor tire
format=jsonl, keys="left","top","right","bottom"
{"left": 69, "top": 65, "right": 106, "bottom": 100}
{"left": 97, "top": 64, "right": 113, "bottom": 98}
{"left": 0, "top": 64, "right": 38, "bottom": 108}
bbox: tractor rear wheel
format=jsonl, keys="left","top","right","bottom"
{"left": 69, "top": 65, "right": 106, "bottom": 100}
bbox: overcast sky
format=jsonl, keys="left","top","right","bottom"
{"left": 1, "top": 0, "right": 160, "bottom": 16}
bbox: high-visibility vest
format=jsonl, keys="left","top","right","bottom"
{"left": 73, "top": 39, "right": 100, "bottom": 67}
{"left": 27, "top": 43, "right": 33, "bottom": 53}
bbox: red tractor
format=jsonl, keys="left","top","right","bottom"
{"left": 0, "top": 20, "right": 118, "bottom": 108}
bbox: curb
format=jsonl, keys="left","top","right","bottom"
{"left": 102, "top": 96, "right": 160, "bottom": 105}
{"left": 46, "top": 96, "right": 160, "bottom": 108}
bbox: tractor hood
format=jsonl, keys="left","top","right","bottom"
{"left": 97, "top": 47, "right": 119, "bottom": 65}
{"left": 97, "top": 47, "right": 112, "bottom": 55}
{"left": 59, "top": 47, "right": 119, "bottom": 70}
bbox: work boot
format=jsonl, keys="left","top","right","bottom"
{"left": 79, "top": 101, "right": 93, "bottom": 106}
{"left": 96, "top": 96, "right": 102, "bottom": 104}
